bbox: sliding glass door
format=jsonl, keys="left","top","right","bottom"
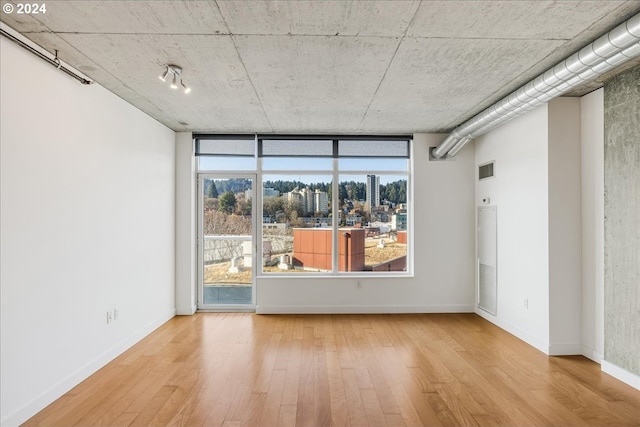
{"left": 198, "top": 174, "right": 255, "bottom": 309}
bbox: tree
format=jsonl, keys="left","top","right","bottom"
{"left": 207, "top": 181, "right": 219, "bottom": 198}
{"left": 284, "top": 199, "right": 303, "bottom": 223}
{"left": 237, "top": 196, "right": 252, "bottom": 216}
{"left": 264, "top": 196, "right": 284, "bottom": 217}
{"left": 218, "top": 191, "right": 237, "bottom": 214}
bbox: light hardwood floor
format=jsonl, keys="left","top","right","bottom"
{"left": 24, "top": 313, "right": 640, "bottom": 426}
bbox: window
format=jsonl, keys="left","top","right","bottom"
{"left": 196, "top": 134, "right": 411, "bottom": 275}
{"left": 337, "top": 173, "right": 408, "bottom": 272}
{"left": 262, "top": 173, "right": 333, "bottom": 273}
{"left": 196, "top": 135, "right": 256, "bottom": 171}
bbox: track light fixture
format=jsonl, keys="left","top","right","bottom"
{"left": 159, "top": 67, "right": 168, "bottom": 82}
{"left": 159, "top": 64, "right": 190, "bottom": 94}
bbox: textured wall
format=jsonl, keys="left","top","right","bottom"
{"left": 604, "top": 64, "right": 640, "bottom": 376}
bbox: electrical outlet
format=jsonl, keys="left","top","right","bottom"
{"left": 356, "top": 280, "right": 362, "bottom": 289}
{"left": 113, "top": 308, "right": 119, "bottom": 320}
{"left": 106, "top": 311, "right": 113, "bottom": 324}
{"left": 524, "top": 298, "right": 529, "bottom": 309}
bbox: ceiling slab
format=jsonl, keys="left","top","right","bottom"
{"left": 1, "top": 0, "right": 639, "bottom": 133}
{"left": 407, "top": 1, "right": 632, "bottom": 39}
{"left": 53, "top": 33, "right": 271, "bottom": 131}
{"left": 360, "top": 37, "right": 566, "bottom": 131}
{"left": 233, "top": 34, "right": 401, "bottom": 132}
{"left": 3, "top": 0, "right": 227, "bottom": 34}
{"left": 218, "top": 0, "right": 420, "bottom": 36}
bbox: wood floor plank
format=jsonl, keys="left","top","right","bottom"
{"left": 280, "top": 338, "right": 302, "bottom": 407}
{"left": 326, "top": 350, "right": 349, "bottom": 426}
{"left": 361, "top": 388, "right": 387, "bottom": 427}
{"left": 312, "top": 337, "right": 332, "bottom": 426}
{"left": 378, "top": 349, "right": 428, "bottom": 427}
{"left": 276, "top": 404, "right": 297, "bottom": 427}
{"left": 22, "top": 313, "right": 640, "bottom": 427}
{"left": 342, "top": 367, "right": 369, "bottom": 426}
{"left": 256, "top": 369, "right": 286, "bottom": 427}
{"left": 129, "top": 385, "right": 179, "bottom": 427}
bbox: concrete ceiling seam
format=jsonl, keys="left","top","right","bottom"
{"left": 214, "top": 0, "right": 274, "bottom": 132}
{"left": 432, "top": 12, "right": 640, "bottom": 160}
{"left": 357, "top": 3, "right": 422, "bottom": 130}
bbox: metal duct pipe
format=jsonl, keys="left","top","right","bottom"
{"left": 432, "top": 133, "right": 461, "bottom": 159}
{"left": 432, "top": 12, "right": 640, "bottom": 159}
{"left": 445, "top": 136, "right": 472, "bottom": 158}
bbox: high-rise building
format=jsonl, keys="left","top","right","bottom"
{"left": 314, "top": 189, "right": 329, "bottom": 214}
{"left": 285, "top": 188, "right": 305, "bottom": 212}
{"left": 285, "top": 187, "right": 329, "bottom": 215}
{"left": 366, "top": 174, "right": 380, "bottom": 210}
{"left": 301, "top": 188, "right": 315, "bottom": 214}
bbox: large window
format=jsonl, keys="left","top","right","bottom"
{"left": 196, "top": 135, "right": 411, "bottom": 275}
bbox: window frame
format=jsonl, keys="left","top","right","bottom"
{"left": 195, "top": 134, "right": 413, "bottom": 277}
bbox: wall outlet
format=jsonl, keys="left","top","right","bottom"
{"left": 524, "top": 298, "right": 529, "bottom": 309}
{"left": 356, "top": 280, "right": 362, "bottom": 289}
{"left": 106, "top": 311, "right": 113, "bottom": 324}
{"left": 113, "top": 308, "right": 119, "bottom": 320}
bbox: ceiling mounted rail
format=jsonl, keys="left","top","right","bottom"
{"left": 0, "top": 24, "right": 93, "bottom": 85}
{"left": 432, "top": 12, "right": 640, "bottom": 160}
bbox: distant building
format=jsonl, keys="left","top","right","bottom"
{"left": 366, "top": 174, "right": 380, "bottom": 211}
{"left": 302, "top": 188, "right": 315, "bottom": 214}
{"left": 314, "top": 189, "right": 329, "bottom": 214}
{"left": 345, "top": 214, "right": 362, "bottom": 226}
{"left": 285, "top": 187, "right": 328, "bottom": 215}
{"left": 302, "top": 217, "right": 331, "bottom": 227}
{"left": 248, "top": 187, "right": 280, "bottom": 200}
{"left": 392, "top": 212, "right": 407, "bottom": 231}
{"left": 263, "top": 187, "right": 280, "bottom": 197}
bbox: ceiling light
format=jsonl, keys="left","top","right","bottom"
{"left": 159, "top": 66, "right": 169, "bottom": 82}
{"left": 159, "top": 64, "right": 191, "bottom": 94}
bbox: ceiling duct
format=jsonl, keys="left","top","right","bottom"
{"left": 432, "top": 12, "right": 640, "bottom": 160}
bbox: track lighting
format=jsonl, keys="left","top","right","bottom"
{"left": 159, "top": 67, "right": 169, "bottom": 82}
{"left": 159, "top": 64, "right": 191, "bottom": 94}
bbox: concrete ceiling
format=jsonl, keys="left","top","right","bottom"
{"left": 2, "top": 1, "right": 639, "bottom": 133}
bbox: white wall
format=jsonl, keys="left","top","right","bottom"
{"left": 0, "top": 37, "right": 176, "bottom": 426}
{"left": 255, "top": 134, "right": 476, "bottom": 313}
{"left": 474, "top": 98, "right": 584, "bottom": 355}
{"left": 548, "top": 98, "right": 582, "bottom": 355}
{"left": 175, "top": 132, "right": 197, "bottom": 315}
{"left": 474, "top": 105, "right": 551, "bottom": 352}
{"left": 580, "top": 89, "right": 605, "bottom": 363}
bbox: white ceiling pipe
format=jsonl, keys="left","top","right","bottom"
{"left": 445, "top": 136, "right": 472, "bottom": 158}
{"left": 431, "top": 134, "right": 460, "bottom": 159}
{"left": 456, "top": 41, "right": 636, "bottom": 142}
{"left": 431, "top": 13, "right": 640, "bottom": 159}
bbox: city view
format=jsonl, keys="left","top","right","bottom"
{"left": 202, "top": 174, "right": 408, "bottom": 284}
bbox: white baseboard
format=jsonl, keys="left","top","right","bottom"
{"left": 601, "top": 360, "right": 640, "bottom": 390}
{"left": 255, "top": 304, "right": 474, "bottom": 314}
{"left": 1, "top": 308, "right": 176, "bottom": 427}
{"left": 548, "top": 343, "right": 582, "bottom": 356}
{"left": 474, "top": 308, "right": 549, "bottom": 355}
{"left": 581, "top": 346, "right": 603, "bottom": 364}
